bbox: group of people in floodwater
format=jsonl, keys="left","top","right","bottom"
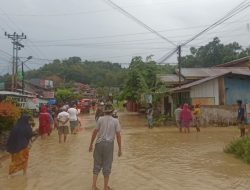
{"left": 144, "top": 102, "right": 201, "bottom": 132}
{"left": 5, "top": 101, "right": 121, "bottom": 190}
{"left": 38, "top": 103, "right": 82, "bottom": 143}
{"left": 4, "top": 98, "right": 248, "bottom": 190}
{"left": 174, "top": 103, "right": 201, "bottom": 133}
{"left": 146, "top": 100, "right": 247, "bottom": 136}
{"left": 5, "top": 102, "right": 83, "bottom": 177}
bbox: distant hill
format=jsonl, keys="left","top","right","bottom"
{"left": 25, "top": 57, "right": 128, "bottom": 88}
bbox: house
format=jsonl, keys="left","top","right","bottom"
{"left": 26, "top": 79, "right": 55, "bottom": 99}
{"left": 158, "top": 57, "right": 250, "bottom": 124}
{"left": 0, "top": 90, "right": 47, "bottom": 113}
{"left": 170, "top": 71, "right": 250, "bottom": 106}
{"left": 158, "top": 67, "right": 250, "bottom": 115}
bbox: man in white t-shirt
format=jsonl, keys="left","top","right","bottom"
{"left": 67, "top": 104, "right": 79, "bottom": 134}
{"left": 57, "top": 107, "right": 70, "bottom": 143}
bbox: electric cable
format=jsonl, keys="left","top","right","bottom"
{"left": 182, "top": 0, "right": 250, "bottom": 46}
{"left": 0, "top": 8, "right": 51, "bottom": 62}
{"left": 158, "top": 0, "right": 250, "bottom": 64}
{"left": 102, "top": 0, "right": 176, "bottom": 46}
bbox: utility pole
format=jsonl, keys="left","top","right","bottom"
{"left": 21, "top": 60, "right": 24, "bottom": 94}
{"left": 21, "top": 56, "right": 32, "bottom": 94}
{"left": 178, "top": 45, "right": 181, "bottom": 87}
{"left": 5, "top": 32, "right": 26, "bottom": 91}
{"left": 178, "top": 45, "right": 182, "bottom": 104}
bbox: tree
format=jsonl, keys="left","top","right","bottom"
{"left": 181, "top": 37, "right": 249, "bottom": 68}
{"left": 55, "top": 88, "right": 78, "bottom": 103}
{"left": 121, "top": 69, "right": 148, "bottom": 101}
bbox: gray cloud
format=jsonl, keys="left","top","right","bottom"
{"left": 0, "top": 0, "right": 250, "bottom": 74}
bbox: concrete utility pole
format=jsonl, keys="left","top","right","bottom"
{"left": 178, "top": 45, "right": 181, "bottom": 87}
{"left": 21, "top": 56, "right": 32, "bottom": 94}
{"left": 5, "top": 32, "right": 26, "bottom": 91}
{"left": 178, "top": 45, "right": 182, "bottom": 104}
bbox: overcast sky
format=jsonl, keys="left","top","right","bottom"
{"left": 0, "top": 0, "right": 250, "bottom": 75}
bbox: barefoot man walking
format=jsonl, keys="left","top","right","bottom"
{"left": 89, "top": 103, "right": 122, "bottom": 190}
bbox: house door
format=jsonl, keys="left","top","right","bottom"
{"left": 164, "top": 96, "right": 172, "bottom": 117}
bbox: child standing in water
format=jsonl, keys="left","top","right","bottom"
{"left": 180, "top": 103, "right": 193, "bottom": 133}
{"left": 193, "top": 104, "right": 201, "bottom": 132}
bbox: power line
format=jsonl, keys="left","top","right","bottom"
{"left": 0, "top": 8, "right": 51, "bottom": 61}
{"left": 157, "top": 47, "right": 178, "bottom": 64}
{"left": 102, "top": 0, "right": 176, "bottom": 46}
{"left": 28, "top": 18, "right": 250, "bottom": 45}
{"left": 25, "top": 29, "right": 250, "bottom": 48}
{"left": 0, "top": 0, "right": 193, "bottom": 17}
{"left": 23, "top": 63, "right": 33, "bottom": 71}
{"left": 0, "top": 9, "right": 18, "bottom": 32}
{"left": 158, "top": 0, "right": 250, "bottom": 64}
{"left": 19, "top": 56, "right": 54, "bottom": 62}
{"left": 0, "top": 48, "right": 12, "bottom": 57}
{"left": 0, "top": 55, "right": 10, "bottom": 62}
{"left": 182, "top": 0, "right": 250, "bottom": 46}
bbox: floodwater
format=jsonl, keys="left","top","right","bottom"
{"left": 1, "top": 112, "right": 250, "bottom": 190}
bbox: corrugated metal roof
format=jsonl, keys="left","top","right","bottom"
{"left": 0, "top": 90, "right": 34, "bottom": 98}
{"left": 215, "top": 56, "right": 250, "bottom": 67}
{"left": 178, "top": 67, "right": 250, "bottom": 78}
{"left": 158, "top": 74, "right": 184, "bottom": 83}
{"left": 170, "top": 71, "right": 250, "bottom": 92}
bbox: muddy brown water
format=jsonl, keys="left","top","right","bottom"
{"left": 1, "top": 112, "right": 250, "bottom": 190}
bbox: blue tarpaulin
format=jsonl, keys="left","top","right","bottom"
{"left": 47, "top": 99, "right": 56, "bottom": 105}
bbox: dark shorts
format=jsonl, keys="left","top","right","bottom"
{"left": 58, "top": 125, "right": 69, "bottom": 135}
{"left": 93, "top": 141, "right": 114, "bottom": 176}
{"left": 70, "top": 120, "right": 78, "bottom": 128}
{"left": 70, "top": 121, "right": 78, "bottom": 133}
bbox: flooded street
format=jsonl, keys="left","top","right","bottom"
{"left": 1, "top": 112, "right": 250, "bottom": 190}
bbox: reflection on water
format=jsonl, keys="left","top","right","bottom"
{"left": 1, "top": 112, "right": 250, "bottom": 190}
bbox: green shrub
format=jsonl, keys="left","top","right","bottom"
{"left": 153, "top": 115, "right": 170, "bottom": 127}
{"left": 224, "top": 137, "right": 250, "bottom": 164}
{"left": 242, "top": 140, "right": 250, "bottom": 163}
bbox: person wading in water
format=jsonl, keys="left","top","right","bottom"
{"left": 237, "top": 100, "right": 246, "bottom": 137}
{"left": 89, "top": 103, "right": 122, "bottom": 190}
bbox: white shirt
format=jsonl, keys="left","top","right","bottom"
{"left": 57, "top": 111, "right": 70, "bottom": 126}
{"left": 67, "top": 107, "right": 78, "bottom": 121}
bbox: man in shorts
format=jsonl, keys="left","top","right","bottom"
{"left": 57, "top": 107, "right": 70, "bottom": 143}
{"left": 89, "top": 103, "right": 122, "bottom": 190}
{"left": 237, "top": 100, "right": 246, "bottom": 137}
{"left": 68, "top": 103, "right": 79, "bottom": 134}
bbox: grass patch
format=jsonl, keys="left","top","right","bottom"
{"left": 224, "top": 137, "right": 250, "bottom": 164}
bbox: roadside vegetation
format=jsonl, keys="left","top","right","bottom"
{"left": 224, "top": 137, "right": 250, "bottom": 164}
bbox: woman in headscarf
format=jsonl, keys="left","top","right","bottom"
{"left": 6, "top": 114, "right": 33, "bottom": 176}
{"left": 180, "top": 103, "right": 193, "bottom": 133}
{"left": 39, "top": 105, "right": 52, "bottom": 139}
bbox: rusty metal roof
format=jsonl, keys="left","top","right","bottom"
{"left": 178, "top": 67, "right": 250, "bottom": 78}
{"left": 158, "top": 74, "right": 184, "bottom": 83}
{"left": 215, "top": 56, "right": 250, "bottom": 67}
